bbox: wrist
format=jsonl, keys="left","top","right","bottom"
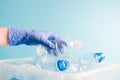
{"left": 0, "top": 28, "right": 9, "bottom": 46}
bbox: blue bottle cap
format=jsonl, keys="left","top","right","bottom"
{"left": 57, "top": 59, "right": 69, "bottom": 71}
{"left": 93, "top": 52, "right": 105, "bottom": 63}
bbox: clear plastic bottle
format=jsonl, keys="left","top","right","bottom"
{"left": 56, "top": 38, "right": 105, "bottom": 73}
{"left": 78, "top": 52, "right": 105, "bottom": 72}
{"left": 63, "top": 52, "right": 105, "bottom": 73}
{"left": 34, "top": 39, "right": 82, "bottom": 72}
{"left": 35, "top": 45, "right": 72, "bottom": 72}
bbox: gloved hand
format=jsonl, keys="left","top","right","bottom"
{"left": 9, "top": 27, "right": 67, "bottom": 56}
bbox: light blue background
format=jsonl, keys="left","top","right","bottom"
{"left": 0, "top": 0, "right": 120, "bottom": 63}
{"left": 0, "top": 0, "right": 120, "bottom": 79}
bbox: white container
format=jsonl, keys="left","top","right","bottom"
{"left": 0, "top": 58, "right": 119, "bottom": 80}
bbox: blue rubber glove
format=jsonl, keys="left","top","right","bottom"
{"left": 9, "top": 28, "right": 67, "bottom": 56}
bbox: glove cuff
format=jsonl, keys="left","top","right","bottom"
{"left": 8, "top": 27, "right": 28, "bottom": 46}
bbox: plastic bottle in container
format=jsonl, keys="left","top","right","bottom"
{"left": 78, "top": 52, "right": 105, "bottom": 72}
{"left": 53, "top": 39, "right": 105, "bottom": 73}
{"left": 34, "top": 39, "right": 82, "bottom": 72}
{"left": 35, "top": 45, "right": 69, "bottom": 72}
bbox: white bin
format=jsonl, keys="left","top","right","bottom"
{"left": 0, "top": 58, "right": 119, "bottom": 80}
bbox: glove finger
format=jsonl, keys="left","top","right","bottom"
{"left": 45, "top": 48, "right": 52, "bottom": 54}
{"left": 43, "top": 39, "right": 55, "bottom": 49}
{"left": 57, "top": 44, "right": 64, "bottom": 54}
{"left": 52, "top": 50, "right": 58, "bottom": 56}
{"left": 45, "top": 47, "right": 58, "bottom": 56}
{"left": 59, "top": 40, "right": 67, "bottom": 46}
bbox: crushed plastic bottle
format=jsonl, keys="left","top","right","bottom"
{"left": 35, "top": 45, "right": 71, "bottom": 72}
{"left": 34, "top": 39, "right": 82, "bottom": 72}
{"left": 34, "top": 39, "right": 105, "bottom": 73}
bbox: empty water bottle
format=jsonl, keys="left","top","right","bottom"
{"left": 35, "top": 46, "right": 72, "bottom": 73}
{"left": 78, "top": 52, "right": 105, "bottom": 72}
{"left": 34, "top": 39, "right": 82, "bottom": 72}
{"left": 63, "top": 52, "right": 105, "bottom": 73}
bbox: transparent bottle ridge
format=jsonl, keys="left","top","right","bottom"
{"left": 34, "top": 39, "right": 105, "bottom": 73}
